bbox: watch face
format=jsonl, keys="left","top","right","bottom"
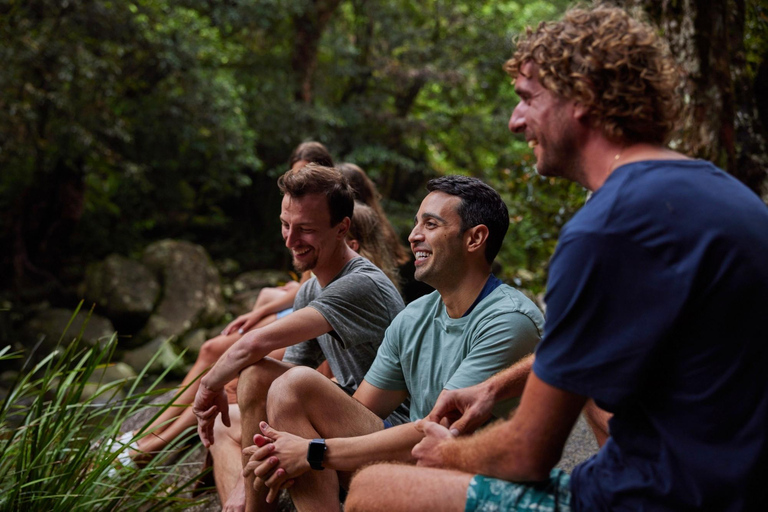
{"left": 307, "top": 439, "right": 326, "bottom": 470}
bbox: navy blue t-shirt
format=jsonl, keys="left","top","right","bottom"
{"left": 533, "top": 160, "right": 768, "bottom": 511}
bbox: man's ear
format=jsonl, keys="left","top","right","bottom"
{"left": 337, "top": 217, "right": 351, "bottom": 239}
{"left": 465, "top": 225, "right": 489, "bottom": 255}
{"left": 346, "top": 238, "right": 360, "bottom": 252}
{"left": 573, "top": 101, "right": 589, "bottom": 121}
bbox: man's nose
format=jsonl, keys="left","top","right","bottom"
{"left": 408, "top": 225, "right": 423, "bottom": 244}
{"left": 509, "top": 103, "right": 526, "bottom": 133}
{"left": 284, "top": 228, "right": 297, "bottom": 246}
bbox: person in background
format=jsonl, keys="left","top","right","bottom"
{"left": 337, "top": 162, "right": 411, "bottom": 269}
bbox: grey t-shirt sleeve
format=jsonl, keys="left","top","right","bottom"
{"left": 307, "top": 270, "right": 400, "bottom": 350}
{"left": 283, "top": 338, "right": 325, "bottom": 368}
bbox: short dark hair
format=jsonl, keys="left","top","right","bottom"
{"left": 426, "top": 175, "right": 509, "bottom": 265}
{"left": 277, "top": 163, "right": 354, "bottom": 226}
{"left": 289, "top": 141, "right": 334, "bottom": 168}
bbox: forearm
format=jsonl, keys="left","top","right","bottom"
{"left": 438, "top": 417, "right": 550, "bottom": 481}
{"left": 252, "top": 291, "right": 297, "bottom": 317}
{"left": 438, "top": 372, "right": 585, "bottom": 482}
{"left": 485, "top": 353, "right": 535, "bottom": 402}
{"left": 201, "top": 334, "right": 275, "bottom": 390}
{"left": 324, "top": 423, "right": 424, "bottom": 472}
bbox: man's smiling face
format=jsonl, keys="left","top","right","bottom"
{"left": 508, "top": 62, "right": 585, "bottom": 182}
{"left": 280, "top": 193, "right": 340, "bottom": 273}
{"left": 408, "top": 191, "right": 465, "bottom": 287}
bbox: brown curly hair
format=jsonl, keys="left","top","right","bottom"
{"left": 504, "top": 5, "right": 683, "bottom": 145}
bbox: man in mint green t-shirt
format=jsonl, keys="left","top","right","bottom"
{"left": 240, "top": 176, "right": 543, "bottom": 511}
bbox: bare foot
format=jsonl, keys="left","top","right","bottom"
{"left": 222, "top": 476, "right": 247, "bottom": 512}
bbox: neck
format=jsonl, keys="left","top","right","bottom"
{"left": 314, "top": 244, "right": 357, "bottom": 287}
{"left": 436, "top": 264, "right": 492, "bottom": 319}
{"left": 580, "top": 139, "right": 688, "bottom": 191}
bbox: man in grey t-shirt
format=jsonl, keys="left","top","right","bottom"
{"left": 241, "top": 176, "right": 542, "bottom": 512}
{"left": 192, "top": 164, "right": 404, "bottom": 510}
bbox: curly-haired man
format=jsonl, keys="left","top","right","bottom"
{"left": 345, "top": 5, "right": 768, "bottom": 512}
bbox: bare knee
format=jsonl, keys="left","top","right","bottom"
{"left": 237, "top": 358, "right": 287, "bottom": 412}
{"left": 198, "top": 335, "right": 235, "bottom": 367}
{"left": 266, "top": 366, "right": 326, "bottom": 423}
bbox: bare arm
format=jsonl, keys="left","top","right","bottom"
{"left": 426, "top": 353, "right": 534, "bottom": 434}
{"left": 222, "top": 281, "right": 302, "bottom": 335}
{"left": 202, "top": 306, "right": 331, "bottom": 391}
{"left": 194, "top": 306, "right": 331, "bottom": 447}
{"left": 244, "top": 383, "right": 414, "bottom": 487}
{"left": 416, "top": 372, "right": 585, "bottom": 482}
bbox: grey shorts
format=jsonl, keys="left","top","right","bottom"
{"left": 465, "top": 469, "right": 571, "bottom": 512}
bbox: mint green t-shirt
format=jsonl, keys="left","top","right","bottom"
{"left": 364, "top": 284, "right": 544, "bottom": 421}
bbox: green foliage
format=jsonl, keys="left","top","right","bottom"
{"left": 0, "top": 307, "right": 208, "bottom": 510}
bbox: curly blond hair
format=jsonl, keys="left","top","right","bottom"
{"left": 504, "top": 5, "right": 683, "bottom": 145}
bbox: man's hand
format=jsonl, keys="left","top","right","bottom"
{"left": 242, "top": 422, "right": 307, "bottom": 503}
{"left": 426, "top": 382, "right": 495, "bottom": 435}
{"left": 192, "top": 381, "right": 230, "bottom": 448}
{"left": 412, "top": 420, "right": 455, "bottom": 467}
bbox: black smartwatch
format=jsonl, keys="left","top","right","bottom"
{"left": 307, "top": 438, "right": 327, "bottom": 470}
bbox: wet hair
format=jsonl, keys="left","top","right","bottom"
{"left": 289, "top": 141, "right": 334, "bottom": 168}
{"left": 277, "top": 163, "right": 354, "bottom": 226}
{"left": 504, "top": 5, "right": 682, "bottom": 145}
{"left": 426, "top": 175, "right": 509, "bottom": 265}
{"left": 337, "top": 162, "right": 411, "bottom": 266}
{"left": 347, "top": 201, "right": 402, "bottom": 291}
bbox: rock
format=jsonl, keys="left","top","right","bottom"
{"left": 141, "top": 240, "right": 226, "bottom": 342}
{"left": 122, "top": 336, "right": 184, "bottom": 376}
{"left": 80, "top": 254, "right": 160, "bottom": 332}
{"left": 556, "top": 414, "right": 600, "bottom": 473}
{"left": 228, "top": 270, "right": 295, "bottom": 316}
{"left": 232, "top": 270, "right": 294, "bottom": 293}
{"left": 228, "top": 289, "right": 261, "bottom": 317}
{"left": 180, "top": 328, "right": 208, "bottom": 356}
{"left": 81, "top": 362, "right": 137, "bottom": 405}
{"left": 21, "top": 308, "right": 116, "bottom": 357}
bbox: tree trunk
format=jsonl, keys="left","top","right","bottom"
{"left": 620, "top": 0, "right": 767, "bottom": 197}
{"left": 291, "top": 0, "right": 343, "bottom": 104}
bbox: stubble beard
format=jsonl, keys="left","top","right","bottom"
{"left": 292, "top": 253, "right": 318, "bottom": 274}
{"left": 535, "top": 125, "right": 584, "bottom": 183}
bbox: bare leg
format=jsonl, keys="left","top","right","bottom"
{"left": 582, "top": 399, "right": 612, "bottom": 448}
{"left": 135, "top": 332, "right": 241, "bottom": 454}
{"left": 237, "top": 358, "right": 296, "bottom": 512}
{"left": 212, "top": 406, "right": 247, "bottom": 512}
{"left": 346, "top": 464, "right": 470, "bottom": 512}
{"left": 264, "top": 367, "right": 387, "bottom": 512}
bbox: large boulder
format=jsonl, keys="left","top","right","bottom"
{"left": 80, "top": 254, "right": 161, "bottom": 332}
{"left": 140, "top": 240, "right": 226, "bottom": 342}
{"left": 21, "top": 308, "right": 116, "bottom": 357}
{"left": 228, "top": 270, "right": 294, "bottom": 317}
{"left": 121, "top": 336, "right": 185, "bottom": 376}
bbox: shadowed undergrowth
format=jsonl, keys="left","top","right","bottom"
{"left": 0, "top": 305, "right": 210, "bottom": 511}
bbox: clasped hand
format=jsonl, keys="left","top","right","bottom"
{"left": 242, "top": 422, "right": 307, "bottom": 503}
{"left": 193, "top": 382, "right": 230, "bottom": 448}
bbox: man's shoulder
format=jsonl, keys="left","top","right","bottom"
{"left": 387, "top": 289, "right": 441, "bottom": 326}
{"left": 474, "top": 284, "right": 544, "bottom": 333}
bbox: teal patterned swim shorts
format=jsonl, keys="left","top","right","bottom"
{"left": 464, "top": 469, "right": 571, "bottom": 512}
